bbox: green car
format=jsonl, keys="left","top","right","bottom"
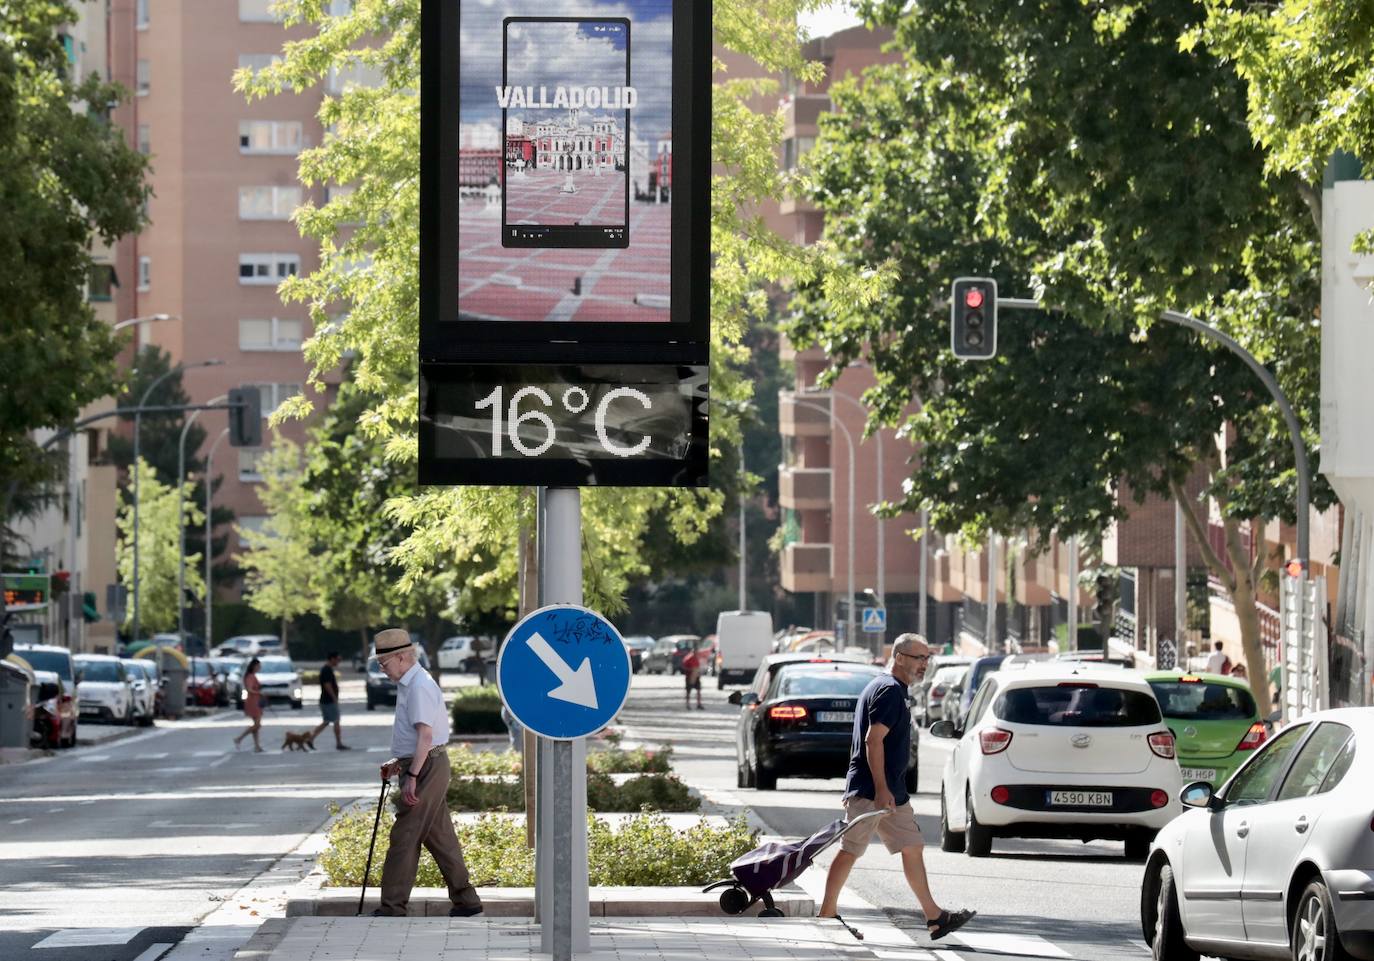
{"left": 1144, "top": 670, "right": 1266, "bottom": 788}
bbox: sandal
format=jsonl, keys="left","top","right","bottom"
{"left": 927, "top": 908, "right": 976, "bottom": 941}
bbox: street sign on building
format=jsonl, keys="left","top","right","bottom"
{"left": 419, "top": 0, "right": 711, "bottom": 487}
{"left": 862, "top": 607, "right": 887, "bottom": 634}
{"left": 497, "top": 604, "right": 632, "bottom": 740}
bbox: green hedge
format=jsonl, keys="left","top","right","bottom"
{"left": 445, "top": 743, "right": 673, "bottom": 777}
{"left": 450, "top": 685, "right": 507, "bottom": 734}
{"left": 444, "top": 772, "right": 699, "bottom": 813}
{"left": 320, "top": 806, "right": 756, "bottom": 888}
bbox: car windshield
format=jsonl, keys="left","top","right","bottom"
{"left": 78, "top": 660, "right": 122, "bottom": 683}
{"left": 190, "top": 660, "right": 218, "bottom": 678}
{"left": 1149, "top": 680, "right": 1256, "bottom": 721}
{"left": 931, "top": 667, "right": 966, "bottom": 685}
{"left": 994, "top": 684, "right": 1162, "bottom": 727}
{"left": 19, "top": 649, "right": 73, "bottom": 681}
{"left": 257, "top": 657, "right": 294, "bottom": 673}
{"left": 775, "top": 668, "right": 878, "bottom": 697}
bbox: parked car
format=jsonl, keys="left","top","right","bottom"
{"left": 621, "top": 635, "right": 655, "bottom": 673}
{"left": 1141, "top": 708, "right": 1374, "bottom": 961}
{"left": 732, "top": 660, "right": 887, "bottom": 791}
{"left": 437, "top": 636, "right": 483, "bottom": 672}
{"left": 13, "top": 644, "right": 79, "bottom": 746}
{"left": 918, "top": 664, "right": 970, "bottom": 727}
{"left": 364, "top": 648, "right": 431, "bottom": 710}
{"left": 658, "top": 634, "right": 702, "bottom": 675}
{"left": 28, "top": 668, "right": 78, "bottom": 748}
{"left": 253, "top": 655, "right": 303, "bottom": 709}
{"left": 641, "top": 637, "right": 678, "bottom": 675}
{"left": 119, "top": 658, "right": 157, "bottom": 725}
{"left": 933, "top": 663, "right": 1181, "bottom": 860}
{"left": 72, "top": 654, "right": 135, "bottom": 725}
{"left": 152, "top": 631, "right": 207, "bottom": 656}
{"left": 1145, "top": 670, "right": 1265, "bottom": 789}
{"left": 715, "top": 611, "right": 773, "bottom": 688}
{"left": 186, "top": 657, "right": 227, "bottom": 707}
{"left": 208, "top": 657, "right": 243, "bottom": 707}
{"left": 950, "top": 653, "right": 1008, "bottom": 728}
{"left": 214, "top": 634, "right": 282, "bottom": 658}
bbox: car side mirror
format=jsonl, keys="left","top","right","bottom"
{"left": 1180, "top": 781, "right": 1216, "bottom": 810}
{"left": 929, "top": 720, "right": 959, "bottom": 739}
{"left": 74, "top": 671, "right": 83, "bottom": 684}
{"left": 727, "top": 691, "right": 742, "bottom": 705}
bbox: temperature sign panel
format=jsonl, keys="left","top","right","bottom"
{"left": 419, "top": 362, "right": 708, "bottom": 487}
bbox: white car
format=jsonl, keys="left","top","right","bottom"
{"left": 215, "top": 634, "right": 282, "bottom": 658}
{"left": 72, "top": 654, "right": 135, "bottom": 725}
{"left": 119, "top": 658, "right": 157, "bottom": 725}
{"left": 933, "top": 664, "right": 1181, "bottom": 860}
{"left": 1141, "top": 707, "right": 1374, "bottom": 961}
{"left": 437, "top": 636, "right": 481, "bottom": 672}
{"left": 253, "top": 655, "right": 303, "bottom": 709}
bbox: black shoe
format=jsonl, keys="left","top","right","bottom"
{"left": 370, "top": 907, "right": 403, "bottom": 917}
{"left": 337, "top": 744, "right": 352, "bottom": 750}
{"left": 449, "top": 905, "right": 484, "bottom": 918}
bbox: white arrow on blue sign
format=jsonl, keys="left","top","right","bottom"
{"left": 862, "top": 607, "right": 887, "bottom": 633}
{"left": 496, "top": 604, "right": 632, "bottom": 740}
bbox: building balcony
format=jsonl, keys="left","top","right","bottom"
{"left": 779, "top": 333, "right": 826, "bottom": 364}
{"left": 780, "top": 467, "right": 831, "bottom": 510}
{"left": 781, "top": 542, "right": 832, "bottom": 593}
{"left": 779, "top": 390, "right": 830, "bottom": 437}
{"left": 779, "top": 194, "right": 819, "bottom": 217}
{"left": 781, "top": 93, "right": 830, "bottom": 138}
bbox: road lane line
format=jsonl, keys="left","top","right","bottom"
{"left": 132, "top": 943, "right": 175, "bottom": 961}
{"left": 47, "top": 807, "right": 65, "bottom": 813}
{"left": 31, "top": 927, "right": 145, "bottom": 948}
{"left": 192, "top": 750, "right": 221, "bottom": 757}
{"left": 9, "top": 818, "right": 30, "bottom": 825}
{"left": 77, "top": 754, "right": 110, "bottom": 762}
{"left": 934, "top": 951, "right": 963, "bottom": 961}
{"left": 948, "top": 931, "right": 1072, "bottom": 958}
{"left": 139, "top": 752, "right": 169, "bottom": 760}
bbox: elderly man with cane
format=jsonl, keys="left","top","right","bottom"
{"left": 367, "top": 629, "right": 484, "bottom": 918}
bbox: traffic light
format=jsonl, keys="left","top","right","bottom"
{"left": 1284, "top": 559, "right": 1307, "bottom": 578}
{"left": 950, "top": 277, "right": 998, "bottom": 360}
{"left": 228, "top": 386, "right": 262, "bottom": 447}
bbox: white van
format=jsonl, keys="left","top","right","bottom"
{"left": 715, "top": 611, "right": 773, "bottom": 688}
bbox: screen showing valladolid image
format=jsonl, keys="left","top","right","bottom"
{"left": 459, "top": 0, "right": 674, "bottom": 323}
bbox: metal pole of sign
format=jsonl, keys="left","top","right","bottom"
{"left": 1066, "top": 537, "right": 1079, "bottom": 653}
{"left": 533, "top": 486, "right": 547, "bottom": 921}
{"left": 918, "top": 506, "right": 930, "bottom": 643}
{"left": 986, "top": 534, "right": 999, "bottom": 653}
{"left": 539, "top": 488, "right": 589, "bottom": 959}
{"left": 1174, "top": 500, "right": 1187, "bottom": 661}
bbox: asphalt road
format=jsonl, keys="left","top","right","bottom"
{"left": 619, "top": 670, "right": 1160, "bottom": 961}
{"left": 0, "top": 673, "right": 391, "bottom": 961}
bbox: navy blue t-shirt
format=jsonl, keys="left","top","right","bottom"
{"left": 843, "top": 674, "right": 912, "bottom": 805}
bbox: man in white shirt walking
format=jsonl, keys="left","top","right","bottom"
{"left": 372, "top": 628, "right": 483, "bottom": 917}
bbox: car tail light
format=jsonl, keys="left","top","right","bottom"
{"left": 1150, "top": 790, "right": 1169, "bottom": 809}
{"left": 807, "top": 658, "right": 832, "bottom": 663}
{"left": 990, "top": 785, "right": 1010, "bottom": 805}
{"left": 1057, "top": 681, "right": 1099, "bottom": 689}
{"left": 980, "top": 728, "right": 1013, "bottom": 755}
{"left": 769, "top": 705, "right": 808, "bottom": 720}
{"left": 1148, "top": 732, "right": 1176, "bottom": 759}
{"left": 1236, "top": 722, "right": 1267, "bottom": 751}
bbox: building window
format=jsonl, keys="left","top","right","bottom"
{"left": 88, "top": 264, "right": 117, "bottom": 302}
{"left": 137, "top": 256, "right": 151, "bottom": 291}
{"left": 137, "top": 124, "right": 151, "bottom": 155}
{"left": 329, "top": 0, "right": 353, "bottom": 14}
{"left": 238, "top": 448, "right": 265, "bottom": 482}
{"left": 238, "top": 0, "right": 281, "bottom": 22}
{"left": 238, "top": 185, "right": 302, "bottom": 220}
{"left": 327, "top": 62, "right": 384, "bottom": 93}
{"left": 136, "top": 0, "right": 149, "bottom": 28}
{"left": 136, "top": 59, "right": 150, "bottom": 95}
{"left": 238, "top": 253, "right": 300, "bottom": 285}
{"left": 247, "top": 383, "right": 302, "bottom": 417}
{"left": 238, "top": 120, "right": 303, "bottom": 155}
{"left": 239, "top": 317, "right": 304, "bottom": 352}
{"left": 781, "top": 135, "right": 815, "bottom": 171}
{"left": 238, "top": 515, "right": 268, "bottom": 535}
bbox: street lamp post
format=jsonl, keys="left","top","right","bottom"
{"left": 131, "top": 358, "right": 223, "bottom": 640}
{"left": 737, "top": 442, "right": 747, "bottom": 611}
{"left": 112, "top": 313, "right": 176, "bottom": 335}
{"left": 204, "top": 427, "right": 230, "bottom": 650}
{"left": 792, "top": 396, "right": 856, "bottom": 650}
{"left": 177, "top": 396, "right": 226, "bottom": 642}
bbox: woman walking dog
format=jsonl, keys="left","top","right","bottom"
{"left": 233, "top": 657, "right": 264, "bottom": 752}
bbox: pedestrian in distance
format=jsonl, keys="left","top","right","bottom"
{"left": 311, "top": 652, "right": 350, "bottom": 750}
{"left": 371, "top": 628, "right": 483, "bottom": 918}
{"left": 1229, "top": 662, "right": 1248, "bottom": 681}
{"left": 233, "top": 657, "right": 263, "bottom": 752}
{"left": 682, "top": 644, "right": 705, "bottom": 710}
{"left": 1205, "top": 640, "right": 1231, "bottom": 675}
{"left": 819, "top": 633, "right": 975, "bottom": 941}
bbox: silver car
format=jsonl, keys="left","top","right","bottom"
{"left": 1141, "top": 707, "right": 1374, "bottom": 961}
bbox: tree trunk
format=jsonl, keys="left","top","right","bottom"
{"left": 359, "top": 626, "right": 369, "bottom": 668}
{"left": 1229, "top": 563, "right": 1273, "bottom": 718}
{"left": 423, "top": 608, "right": 442, "bottom": 687}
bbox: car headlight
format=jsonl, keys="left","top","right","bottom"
{"left": 293, "top": 687, "right": 302, "bottom": 699}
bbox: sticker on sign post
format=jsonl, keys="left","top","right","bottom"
{"left": 496, "top": 604, "right": 632, "bottom": 740}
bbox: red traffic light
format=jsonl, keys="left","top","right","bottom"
{"left": 964, "top": 288, "right": 985, "bottom": 309}
{"left": 1284, "top": 559, "right": 1306, "bottom": 578}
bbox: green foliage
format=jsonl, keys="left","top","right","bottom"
{"left": 321, "top": 805, "right": 755, "bottom": 888}
{"left": 445, "top": 772, "right": 698, "bottom": 813}
{"left": 0, "top": 0, "right": 150, "bottom": 506}
{"left": 237, "top": 443, "right": 317, "bottom": 636}
{"left": 446, "top": 742, "right": 671, "bottom": 777}
{"left": 115, "top": 460, "right": 204, "bottom": 632}
{"left": 449, "top": 685, "right": 507, "bottom": 734}
{"left": 446, "top": 745, "right": 522, "bottom": 777}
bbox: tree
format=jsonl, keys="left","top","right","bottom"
{"left": 0, "top": 0, "right": 150, "bottom": 587}
{"left": 115, "top": 460, "right": 204, "bottom": 634}
{"left": 236, "top": 444, "right": 317, "bottom": 648}
{"left": 787, "top": 3, "right": 1337, "bottom": 715}
{"left": 231, "top": 0, "right": 877, "bottom": 619}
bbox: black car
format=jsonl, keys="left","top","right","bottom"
{"left": 951, "top": 654, "right": 1007, "bottom": 728}
{"left": 732, "top": 657, "right": 920, "bottom": 792}
{"left": 365, "top": 648, "right": 432, "bottom": 710}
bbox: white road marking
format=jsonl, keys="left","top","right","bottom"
{"left": 948, "top": 931, "right": 1072, "bottom": 958}
{"left": 131, "top": 944, "right": 175, "bottom": 961}
{"left": 77, "top": 754, "right": 110, "bottom": 762}
{"left": 146, "top": 820, "right": 254, "bottom": 829}
{"left": 192, "top": 750, "right": 221, "bottom": 757}
{"left": 9, "top": 818, "right": 31, "bottom": 825}
{"left": 152, "top": 766, "right": 198, "bottom": 774}
{"left": 366, "top": 746, "right": 388, "bottom": 752}
{"left": 139, "top": 752, "right": 169, "bottom": 760}
{"left": 934, "top": 950, "right": 963, "bottom": 961}
{"left": 207, "top": 754, "right": 232, "bottom": 770}
{"left": 47, "top": 807, "right": 65, "bottom": 814}
{"left": 31, "top": 927, "right": 145, "bottom": 948}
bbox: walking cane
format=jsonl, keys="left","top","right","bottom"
{"left": 358, "top": 772, "right": 390, "bottom": 916}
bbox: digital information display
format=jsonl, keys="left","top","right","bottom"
{"left": 420, "top": 363, "right": 708, "bottom": 487}
{"left": 3, "top": 573, "right": 48, "bottom": 609}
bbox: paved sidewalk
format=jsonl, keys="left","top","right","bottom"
{"left": 237, "top": 917, "right": 881, "bottom": 961}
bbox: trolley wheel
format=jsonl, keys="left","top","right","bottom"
{"left": 719, "top": 887, "right": 750, "bottom": 915}
{"left": 759, "top": 907, "right": 785, "bottom": 918}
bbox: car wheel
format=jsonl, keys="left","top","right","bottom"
{"left": 1144, "top": 862, "right": 1198, "bottom": 961}
{"left": 1293, "top": 879, "right": 1352, "bottom": 961}
{"left": 1124, "top": 831, "right": 1153, "bottom": 862}
{"left": 965, "top": 790, "right": 992, "bottom": 858}
{"left": 366, "top": 698, "right": 376, "bottom": 711}
{"left": 291, "top": 700, "right": 303, "bottom": 710}
{"left": 717, "top": 674, "right": 725, "bottom": 690}
{"left": 940, "top": 790, "right": 965, "bottom": 853}
{"left": 754, "top": 757, "right": 777, "bottom": 791}
{"left": 736, "top": 758, "right": 747, "bottom": 788}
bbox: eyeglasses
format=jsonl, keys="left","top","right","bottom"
{"left": 896, "top": 652, "right": 931, "bottom": 664}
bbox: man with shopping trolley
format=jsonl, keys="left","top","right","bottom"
{"left": 819, "top": 632, "right": 976, "bottom": 941}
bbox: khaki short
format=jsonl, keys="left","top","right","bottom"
{"left": 839, "top": 796, "right": 924, "bottom": 855}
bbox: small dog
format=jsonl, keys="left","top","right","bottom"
{"left": 281, "top": 730, "right": 317, "bottom": 752}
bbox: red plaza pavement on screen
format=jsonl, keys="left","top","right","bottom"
{"left": 459, "top": 168, "right": 671, "bottom": 323}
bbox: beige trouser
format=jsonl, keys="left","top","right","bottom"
{"left": 379, "top": 750, "right": 482, "bottom": 914}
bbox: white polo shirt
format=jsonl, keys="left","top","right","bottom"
{"left": 391, "top": 661, "right": 450, "bottom": 757}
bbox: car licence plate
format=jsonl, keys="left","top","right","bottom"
{"left": 1179, "top": 767, "right": 1217, "bottom": 783}
{"left": 818, "top": 711, "right": 855, "bottom": 724}
{"left": 1048, "top": 790, "right": 1113, "bottom": 807}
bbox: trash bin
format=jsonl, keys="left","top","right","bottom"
{"left": 0, "top": 659, "right": 34, "bottom": 749}
{"left": 157, "top": 649, "right": 188, "bottom": 719}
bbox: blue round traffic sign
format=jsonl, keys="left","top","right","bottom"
{"left": 496, "top": 604, "right": 632, "bottom": 740}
